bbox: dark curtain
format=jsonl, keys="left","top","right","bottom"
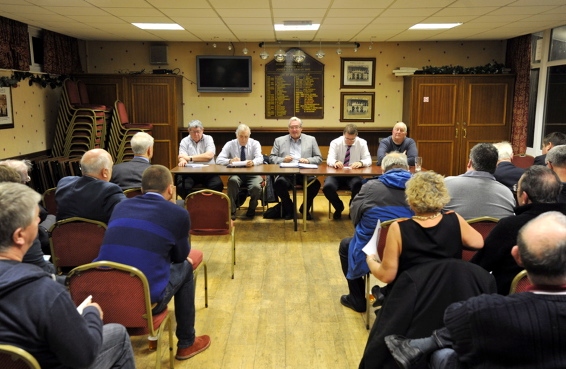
{"left": 0, "top": 16, "right": 31, "bottom": 71}
{"left": 43, "top": 29, "right": 83, "bottom": 75}
{"left": 506, "top": 35, "right": 531, "bottom": 154}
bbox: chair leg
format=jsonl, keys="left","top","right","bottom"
{"left": 231, "top": 230, "right": 236, "bottom": 279}
{"left": 168, "top": 315, "right": 174, "bottom": 368}
{"left": 204, "top": 262, "right": 208, "bottom": 308}
{"left": 365, "top": 273, "right": 371, "bottom": 330}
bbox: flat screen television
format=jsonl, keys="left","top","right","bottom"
{"left": 196, "top": 55, "right": 252, "bottom": 93}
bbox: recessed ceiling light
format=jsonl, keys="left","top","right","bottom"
{"left": 275, "top": 21, "right": 320, "bottom": 31}
{"left": 409, "top": 23, "right": 462, "bottom": 30}
{"left": 132, "top": 23, "right": 184, "bottom": 30}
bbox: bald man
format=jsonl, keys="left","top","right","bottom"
{"left": 377, "top": 122, "right": 418, "bottom": 166}
{"left": 56, "top": 149, "right": 126, "bottom": 223}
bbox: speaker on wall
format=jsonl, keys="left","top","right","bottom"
{"left": 150, "top": 45, "right": 168, "bottom": 65}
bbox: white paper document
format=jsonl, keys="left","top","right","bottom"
{"left": 184, "top": 164, "right": 209, "bottom": 168}
{"left": 362, "top": 219, "right": 381, "bottom": 262}
{"left": 279, "top": 163, "right": 318, "bottom": 169}
{"left": 77, "top": 295, "right": 92, "bottom": 314}
{"left": 227, "top": 161, "right": 247, "bottom": 167}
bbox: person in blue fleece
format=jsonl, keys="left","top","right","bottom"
{"left": 338, "top": 152, "right": 414, "bottom": 313}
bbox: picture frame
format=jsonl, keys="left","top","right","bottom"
{"left": 340, "top": 92, "right": 375, "bottom": 122}
{"left": 340, "top": 57, "right": 376, "bottom": 88}
{"left": 0, "top": 86, "right": 14, "bottom": 129}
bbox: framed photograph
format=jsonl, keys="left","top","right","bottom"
{"left": 340, "top": 57, "right": 376, "bottom": 88}
{"left": 340, "top": 92, "right": 375, "bottom": 122}
{"left": 0, "top": 87, "right": 14, "bottom": 129}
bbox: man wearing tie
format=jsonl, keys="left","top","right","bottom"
{"left": 217, "top": 124, "right": 264, "bottom": 220}
{"left": 324, "top": 124, "right": 372, "bottom": 219}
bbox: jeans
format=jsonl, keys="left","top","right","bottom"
{"left": 338, "top": 237, "right": 365, "bottom": 306}
{"left": 87, "top": 323, "right": 136, "bottom": 369}
{"left": 152, "top": 261, "right": 196, "bottom": 348}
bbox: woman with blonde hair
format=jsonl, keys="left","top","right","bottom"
{"left": 366, "top": 171, "right": 483, "bottom": 291}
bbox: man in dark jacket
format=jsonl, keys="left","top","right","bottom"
{"left": 0, "top": 182, "right": 134, "bottom": 369}
{"left": 110, "top": 131, "right": 153, "bottom": 190}
{"left": 338, "top": 152, "right": 414, "bottom": 312}
{"left": 472, "top": 165, "right": 566, "bottom": 294}
{"left": 492, "top": 141, "right": 524, "bottom": 191}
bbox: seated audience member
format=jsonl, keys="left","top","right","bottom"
{"left": 269, "top": 117, "right": 322, "bottom": 220}
{"left": 377, "top": 122, "right": 418, "bottom": 166}
{"left": 471, "top": 166, "right": 566, "bottom": 294}
{"left": 366, "top": 171, "right": 483, "bottom": 298}
{"left": 385, "top": 211, "right": 566, "bottom": 369}
{"left": 324, "top": 123, "right": 372, "bottom": 220}
{"left": 492, "top": 141, "right": 525, "bottom": 191}
{"left": 56, "top": 148, "right": 126, "bottom": 223}
{"left": 110, "top": 131, "right": 154, "bottom": 190}
{"left": 339, "top": 152, "right": 414, "bottom": 313}
{"left": 0, "top": 161, "right": 55, "bottom": 274}
{"left": 533, "top": 131, "right": 566, "bottom": 166}
{"left": 444, "top": 143, "right": 515, "bottom": 219}
{"left": 216, "top": 124, "right": 263, "bottom": 220}
{"left": 95, "top": 165, "right": 211, "bottom": 361}
{"left": 176, "top": 119, "right": 223, "bottom": 199}
{"left": 0, "top": 182, "right": 135, "bottom": 369}
{"left": 545, "top": 144, "right": 566, "bottom": 203}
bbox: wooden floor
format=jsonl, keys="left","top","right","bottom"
{"left": 130, "top": 195, "right": 380, "bottom": 369}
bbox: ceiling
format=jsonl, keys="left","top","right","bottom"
{"left": 0, "top": 0, "right": 565, "bottom": 44}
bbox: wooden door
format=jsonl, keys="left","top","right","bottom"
{"left": 404, "top": 76, "right": 460, "bottom": 176}
{"left": 457, "top": 76, "right": 515, "bottom": 172}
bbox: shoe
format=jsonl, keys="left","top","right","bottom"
{"left": 371, "top": 285, "right": 385, "bottom": 307}
{"left": 333, "top": 202, "right": 345, "bottom": 220}
{"left": 298, "top": 204, "right": 313, "bottom": 220}
{"left": 231, "top": 214, "right": 236, "bottom": 221}
{"left": 176, "top": 335, "right": 211, "bottom": 360}
{"left": 283, "top": 212, "right": 294, "bottom": 220}
{"left": 340, "top": 295, "right": 366, "bottom": 313}
{"left": 245, "top": 210, "right": 255, "bottom": 219}
{"left": 384, "top": 335, "right": 424, "bottom": 369}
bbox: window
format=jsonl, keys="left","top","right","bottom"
{"left": 28, "top": 26, "right": 43, "bottom": 72}
{"left": 549, "top": 25, "right": 566, "bottom": 62}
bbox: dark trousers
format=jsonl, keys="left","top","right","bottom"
{"left": 339, "top": 236, "right": 365, "bottom": 306}
{"left": 176, "top": 174, "right": 223, "bottom": 200}
{"left": 273, "top": 174, "right": 320, "bottom": 216}
{"left": 322, "top": 175, "right": 363, "bottom": 211}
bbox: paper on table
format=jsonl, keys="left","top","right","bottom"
{"left": 279, "top": 162, "right": 298, "bottom": 168}
{"left": 298, "top": 163, "right": 318, "bottom": 169}
{"left": 184, "top": 164, "right": 209, "bottom": 168}
{"left": 227, "top": 161, "right": 247, "bottom": 167}
{"left": 77, "top": 295, "right": 92, "bottom": 314}
{"left": 362, "top": 219, "right": 381, "bottom": 262}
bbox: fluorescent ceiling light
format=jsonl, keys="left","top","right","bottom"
{"left": 410, "top": 23, "right": 462, "bottom": 30}
{"left": 275, "top": 21, "right": 320, "bottom": 31}
{"left": 132, "top": 23, "right": 184, "bottom": 30}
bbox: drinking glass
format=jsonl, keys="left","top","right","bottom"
{"left": 415, "top": 157, "right": 423, "bottom": 172}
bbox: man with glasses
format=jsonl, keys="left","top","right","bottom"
{"left": 269, "top": 117, "right": 322, "bottom": 220}
{"left": 377, "top": 122, "right": 418, "bottom": 166}
{"left": 176, "top": 120, "right": 223, "bottom": 199}
{"left": 323, "top": 124, "right": 372, "bottom": 219}
{"left": 545, "top": 144, "right": 566, "bottom": 203}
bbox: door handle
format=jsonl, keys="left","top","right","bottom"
{"left": 463, "top": 127, "right": 467, "bottom": 138}
{"left": 455, "top": 122, "right": 459, "bottom": 138}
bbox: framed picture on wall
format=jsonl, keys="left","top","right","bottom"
{"left": 340, "top": 92, "right": 375, "bottom": 122}
{"left": 0, "top": 87, "right": 14, "bottom": 129}
{"left": 340, "top": 58, "right": 376, "bottom": 88}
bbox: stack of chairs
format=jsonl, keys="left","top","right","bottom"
{"left": 52, "top": 79, "right": 110, "bottom": 158}
{"left": 30, "top": 156, "right": 81, "bottom": 194}
{"left": 108, "top": 100, "right": 153, "bottom": 164}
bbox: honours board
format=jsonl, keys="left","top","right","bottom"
{"left": 265, "top": 49, "right": 324, "bottom": 119}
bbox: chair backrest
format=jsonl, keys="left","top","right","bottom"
{"left": 123, "top": 187, "right": 143, "bottom": 198}
{"left": 114, "top": 100, "right": 130, "bottom": 125}
{"left": 512, "top": 154, "right": 535, "bottom": 169}
{"left": 185, "top": 189, "right": 231, "bottom": 235}
{"left": 509, "top": 269, "right": 532, "bottom": 294}
{"left": 66, "top": 261, "right": 161, "bottom": 336}
{"left": 42, "top": 187, "right": 58, "bottom": 215}
{"left": 48, "top": 217, "right": 107, "bottom": 273}
{"left": 464, "top": 216, "right": 499, "bottom": 261}
{"left": 0, "top": 344, "right": 41, "bottom": 369}
{"left": 76, "top": 80, "right": 90, "bottom": 104}
{"left": 377, "top": 219, "right": 406, "bottom": 260}
{"left": 64, "top": 79, "right": 82, "bottom": 106}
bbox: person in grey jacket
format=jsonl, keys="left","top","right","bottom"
{"left": 270, "top": 117, "right": 322, "bottom": 220}
{"left": 110, "top": 131, "right": 153, "bottom": 190}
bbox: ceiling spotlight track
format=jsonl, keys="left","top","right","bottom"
{"left": 259, "top": 41, "right": 360, "bottom": 49}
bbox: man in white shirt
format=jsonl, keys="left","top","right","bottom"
{"left": 217, "top": 124, "right": 264, "bottom": 219}
{"left": 176, "top": 120, "right": 223, "bottom": 199}
{"left": 324, "top": 124, "right": 372, "bottom": 219}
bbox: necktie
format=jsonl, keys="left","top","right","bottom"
{"left": 344, "top": 145, "right": 351, "bottom": 166}
{"left": 240, "top": 146, "right": 246, "bottom": 161}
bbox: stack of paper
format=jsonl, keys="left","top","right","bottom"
{"left": 184, "top": 163, "right": 208, "bottom": 168}
{"left": 227, "top": 161, "right": 247, "bottom": 167}
{"left": 279, "top": 163, "right": 319, "bottom": 169}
